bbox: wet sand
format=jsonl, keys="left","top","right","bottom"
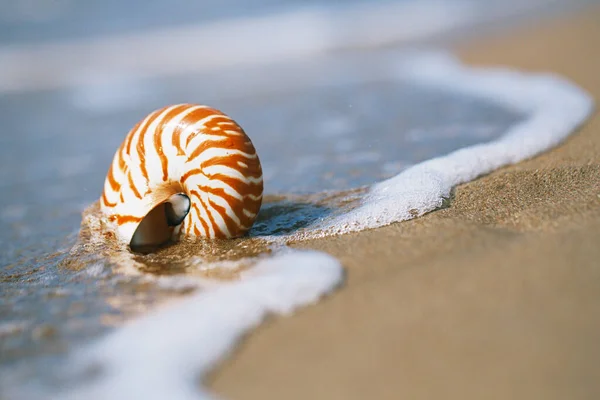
{"left": 209, "top": 7, "right": 600, "bottom": 400}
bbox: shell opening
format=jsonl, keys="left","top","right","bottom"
{"left": 130, "top": 193, "right": 190, "bottom": 253}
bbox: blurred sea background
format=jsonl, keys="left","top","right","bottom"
{"left": 0, "top": 0, "right": 596, "bottom": 396}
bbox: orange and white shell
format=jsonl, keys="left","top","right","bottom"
{"left": 100, "top": 104, "right": 263, "bottom": 246}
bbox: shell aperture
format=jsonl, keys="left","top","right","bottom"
{"left": 100, "top": 104, "right": 264, "bottom": 248}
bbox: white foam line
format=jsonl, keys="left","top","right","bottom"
{"left": 317, "top": 53, "right": 594, "bottom": 235}
{"left": 0, "top": 1, "right": 503, "bottom": 92}
{"left": 21, "top": 250, "right": 342, "bottom": 400}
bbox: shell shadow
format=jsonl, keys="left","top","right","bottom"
{"left": 249, "top": 199, "right": 333, "bottom": 237}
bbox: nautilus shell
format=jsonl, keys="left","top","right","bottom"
{"left": 101, "top": 104, "right": 263, "bottom": 248}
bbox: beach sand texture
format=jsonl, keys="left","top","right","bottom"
{"left": 209, "top": 7, "right": 600, "bottom": 400}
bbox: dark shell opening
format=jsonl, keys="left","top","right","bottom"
{"left": 130, "top": 193, "right": 190, "bottom": 253}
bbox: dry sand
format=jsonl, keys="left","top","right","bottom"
{"left": 209, "top": 8, "right": 600, "bottom": 400}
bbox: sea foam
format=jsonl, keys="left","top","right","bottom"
{"left": 306, "top": 53, "right": 594, "bottom": 237}
{"left": 7, "top": 250, "right": 342, "bottom": 400}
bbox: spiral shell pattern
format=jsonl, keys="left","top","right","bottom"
{"left": 101, "top": 104, "right": 263, "bottom": 244}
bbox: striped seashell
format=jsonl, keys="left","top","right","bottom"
{"left": 100, "top": 104, "right": 263, "bottom": 248}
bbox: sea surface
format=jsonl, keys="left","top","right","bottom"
{"left": 0, "top": 1, "right": 594, "bottom": 399}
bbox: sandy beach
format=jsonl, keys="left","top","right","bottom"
{"left": 209, "top": 7, "right": 600, "bottom": 400}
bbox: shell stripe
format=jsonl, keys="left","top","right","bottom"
{"left": 190, "top": 203, "right": 210, "bottom": 236}
{"left": 171, "top": 106, "right": 210, "bottom": 155}
{"left": 109, "top": 214, "right": 144, "bottom": 225}
{"left": 154, "top": 104, "right": 194, "bottom": 181}
{"left": 195, "top": 193, "right": 221, "bottom": 236}
{"left": 190, "top": 190, "right": 231, "bottom": 237}
{"left": 127, "top": 170, "right": 142, "bottom": 199}
{"left": 102, "top": 191, "right": 116, "bottom": 208}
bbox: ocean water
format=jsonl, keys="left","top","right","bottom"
{"left": 0, "top": 0, "right": 582, "bottom": 45}
{"left": 0, "top": 1, "right": 595, "bottom": 399}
